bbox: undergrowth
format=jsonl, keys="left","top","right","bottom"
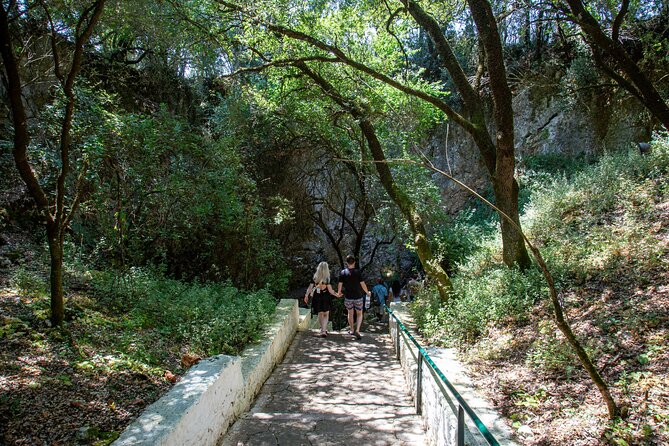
{"left": 410, "top": 136, "right": 669, "bottom": 444}
{"left": 412, "top": 135, "right": 669, "bottom": 346}
{"left": 8, "top": 265, "right": 278, "bottom": 363}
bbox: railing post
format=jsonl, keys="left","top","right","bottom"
{"left": 389, "top": 307, "right": 501, "bottom": 446}
{"left": 416, "top": 353, "right": 423, "bottom": 414}
{"left": 395, "top": 320, "right": 401, "bottom": 360}
{"left": 457, "top": 404, "right": 464, "bottom": 446}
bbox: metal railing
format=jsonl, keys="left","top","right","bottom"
{"left": 384, "top": 304, "right": 500, "bottom": 446}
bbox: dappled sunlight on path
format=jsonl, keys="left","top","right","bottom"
{"left": 220, "top": 322, "right": 427, "bottom": 445}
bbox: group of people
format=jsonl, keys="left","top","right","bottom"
{"left": 304, "top": 255, "right": 424, "bottom": 339}
{"left": 304, "top": 255, "right": 371, "bottom": 340}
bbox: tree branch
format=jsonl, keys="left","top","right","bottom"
{"left": 40, "top": 1, "right": 63, "bottom": 83}
{"left": 0, "top": 3, "right": 53, "bottom": 222}
{"left": 611, "top": 0, "right": 630, "bottom": 43}
{"left": 382, "top": 1, "right": 409, "bottom": 79}
{"left": 55, "top": 0, "right": 105, "bottom": 228}
{"left": 214, "top": 0, "right": 475, "bottom": 133}
{"left": 224, "top": 56, "right": 339, "bottom": 77}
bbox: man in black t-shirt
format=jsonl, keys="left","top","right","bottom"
{"left": 337, "top": 255, "right": 371, "bottom": 340}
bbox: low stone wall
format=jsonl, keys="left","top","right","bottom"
{"left": 389, "top": 303, "right": 518, "bottom": 446}
{"left": 232, "top": 300, "right": 299, "bottom": 419}
{"left": 297, "top": 306, "right": 311, "bottom": 331}
{"left": 114, "top": 299, "right": 299, "bottom": 446}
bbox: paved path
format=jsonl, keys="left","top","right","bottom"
{"left": 220, "top": 322, "right": 427, "bottom": 445}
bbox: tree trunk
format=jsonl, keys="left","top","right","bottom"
{"left": 403, "top": 0, "right": 532, "bottom": 269}
{"left": 47, "top": 226, "right": 65, "bottom": 326}
{"left": 494, "top": 176, "right": 531, "bottom": 268}
{"left": 0, "top": 1, "right": 105, "bottom": 326}
{"left": 468, "top": 0, "right": 532, "bottom": 269}
{"left": 360, "top": 122, "right": 453, "bottom": 301}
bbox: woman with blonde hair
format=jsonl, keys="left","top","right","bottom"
{"left": 304, "top": 261, "right": 340, "bottom": 337}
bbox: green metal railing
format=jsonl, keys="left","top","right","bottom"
{"left": 384, "top": 304, "right": 500, "bottom": 446}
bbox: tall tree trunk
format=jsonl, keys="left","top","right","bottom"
{"left": 468, "top": 0, "right": 532, "bottom": 269}
{"left": 358, "top": 119, "right": 452, "bottom": 302}
{"left": 404, "top": 0, "right": 532, "bottom": 269}
{"left": 0, "top": 1, "right": 105, "bottom": 326}
{"left": 494, "top": 175, "right": 531, "bottom": 268}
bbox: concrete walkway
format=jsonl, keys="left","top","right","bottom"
{"left": 220, "top": 322, "right": 427, "bottom": 445}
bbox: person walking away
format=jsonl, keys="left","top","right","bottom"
{"left": 304, "top": 262, "right": 340, "bottom": 337}
{"left": 337, "top": 255, "right": 371, "bottom": 340}
{"left": 391, "top": 278, "right": 401, "bottom": 303}
{"left": 371, "top": 277, "right": 389, "bottom": 322}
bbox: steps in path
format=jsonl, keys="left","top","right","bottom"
{"left": 220, "top": 323, "right": 428, "bottom": 445}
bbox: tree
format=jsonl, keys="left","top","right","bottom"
{"left": 214, "top": 0, "right": 532, "bottom": 269}
{"left": 0, "top": 0, "right": 106, "bottom": 326}
{"left": 557, "top": 0, "right": 669, "bottom": 131}
{"left": 293, "top": 61, "right": 454, "bottom": 302}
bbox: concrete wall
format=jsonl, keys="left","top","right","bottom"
{"left": 114, "top": 299, "right": 299, "bottom": 446}
{"left": 389, "top": 303, "right": 518, "bottom": 446}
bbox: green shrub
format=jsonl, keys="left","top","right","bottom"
{"left": 525, "top": 320, "right": 578, "bottom": 373}
{"left": 91, "top": 268, "right": 277, "bottom": 356}
{"left": 412, "top": 265, "right": 544, "bottom": 345}
{"left": 431, "top": 208, "right": 497, "bottom": 273}
{"left": 525, "top": 136, "right": 669, "bottom": 282}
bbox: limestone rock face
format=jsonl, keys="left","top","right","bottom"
{"left": 426, "top": 86, "right": 652, "bottom": 214}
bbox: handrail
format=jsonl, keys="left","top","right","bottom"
{"left": 384, "top": 304, "right": 500, "bottom": 446}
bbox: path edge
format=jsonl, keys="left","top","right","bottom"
{"left": 113, "top": 299, "right": 299, "bottom": 446}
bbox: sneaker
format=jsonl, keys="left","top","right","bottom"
{"left": 354, "top": 332, "right": 362, "bottom": 340}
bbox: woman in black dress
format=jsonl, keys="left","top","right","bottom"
{"left": 304, "top": 262, "right": 341, "bottom": 337}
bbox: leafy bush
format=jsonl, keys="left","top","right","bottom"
{"left": 525, "top": 320, "right": 578, "bottom": 373}
{"left": 431, "top": 208, "right": 498, "bottom": 273}
{"left": 413, "top": 265, "right": 544, "bottom": 345}
{"left": 525, "top": 137, "right": 669, "bottom": 283}
{"left": 91, "top": 268, "right": 277, "bottom": 356}
{"left": 62, "top": 90, "right": 291, "bottom": 292}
